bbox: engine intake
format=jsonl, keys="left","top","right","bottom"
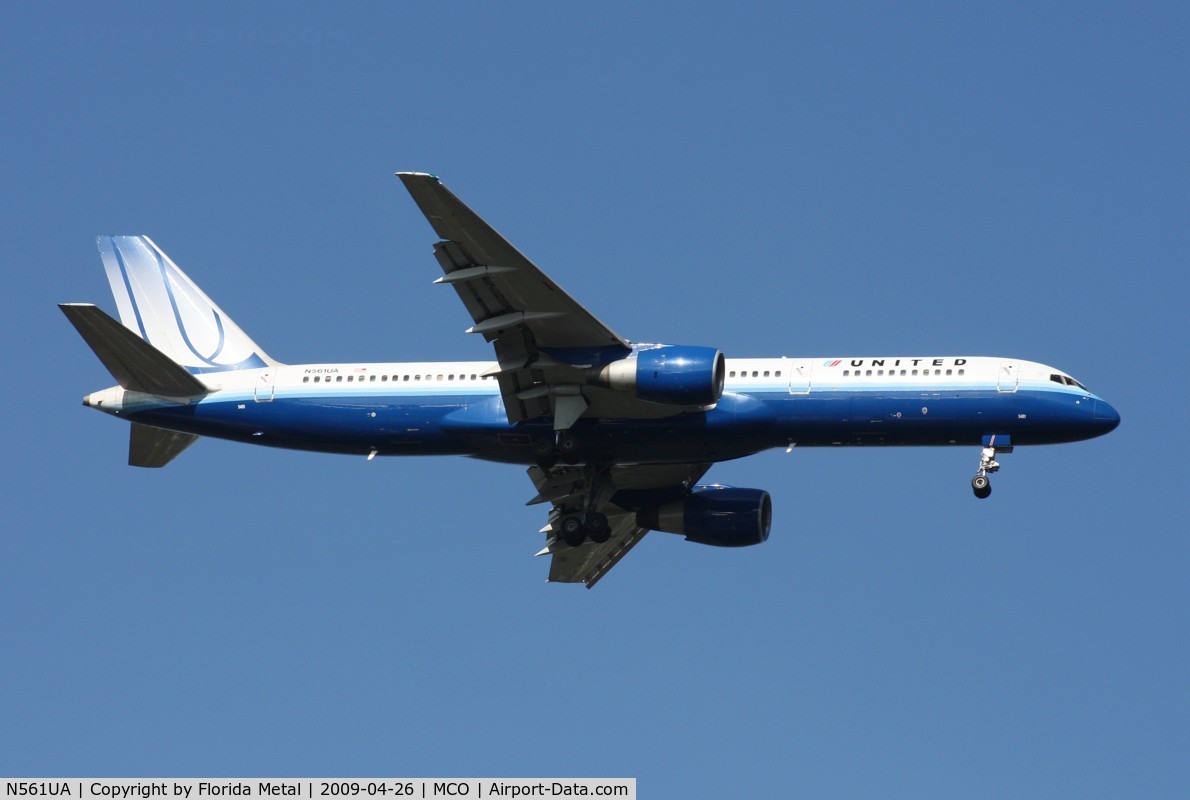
{"left": 595, "top": 345, "right": 725, "bottom": 407}
{"left": 637, "top": 486, "right": 772, "bottom": 547}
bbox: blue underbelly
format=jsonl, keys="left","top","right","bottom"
{"left": 126, "top": 387, "right": 1105, "bottom": 463}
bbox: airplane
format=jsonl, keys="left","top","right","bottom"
{"left": 61, "top": 172, "right": 1121, "bottom": 587}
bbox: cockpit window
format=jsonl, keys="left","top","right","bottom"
{"left": 1050, "top": 373, "right": 1089, "bottom": 391}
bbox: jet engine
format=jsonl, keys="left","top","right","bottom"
{"left": 637, "top": 486, "right": 772, "bottom": 547}
{"left": 593, "top": 345, "right": 725, "bottom": 407}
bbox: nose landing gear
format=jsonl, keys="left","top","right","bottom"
{"left": 971, "top": 442, "right": 1009, "bottom": 499}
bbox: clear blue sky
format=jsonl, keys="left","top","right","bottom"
{"left": 2, "top": 3, "right": 1186, "bottom": 796}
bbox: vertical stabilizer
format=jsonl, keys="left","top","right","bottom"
{"left": 96, "top": 236, "right": 278, "bottom": 374}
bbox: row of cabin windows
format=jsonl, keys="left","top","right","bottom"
{"left": 301, "top": 373, "right": 494, "bottom": 384}
{"left": 842, "top": 368, "right": 965, "bottom": 377}
{"left": 301, "top": 368, "right": 970, "bottom": 384}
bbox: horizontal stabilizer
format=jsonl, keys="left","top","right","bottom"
{"left": 60, "top": 304, "right": 208, "bottom": 398}
{"left": 129, "top": 423, "right": 198, "bottom": 468}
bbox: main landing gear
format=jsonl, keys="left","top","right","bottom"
{"left": 559, "top": 510, "right": 610, "bottom": 547}
{"left": 532, "top": 431, "right": 583, "bottom": 469}
{"left": 971, "top": 445, "right": 1001, "bottom": 499}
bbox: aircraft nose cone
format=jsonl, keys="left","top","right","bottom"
{"left": 1092, "top": 399, "right": 1121, "bottom": 433}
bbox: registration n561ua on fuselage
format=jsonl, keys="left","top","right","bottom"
{"left": 62, "top": 173, "right": 1120, "bottom": 587}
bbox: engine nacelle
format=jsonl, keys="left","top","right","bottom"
{"left": 595, "top": 345, "right": 726, "bottom": 407}
{"left": 637, "top": 486, "right": 772, "bottom": 547}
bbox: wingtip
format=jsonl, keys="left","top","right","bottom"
{"left": 59, "top": 302, "right": 97, "bottom": 316}
{"left": 395, "top": 171, "right": 439, "bottom": 181}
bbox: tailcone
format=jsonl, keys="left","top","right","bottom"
{"left": 79, "top": 385, "right": 127, "bottom": 414}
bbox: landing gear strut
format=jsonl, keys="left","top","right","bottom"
{"left": 548, "top": 462, "right": 611, "bottom": 548}
{"left": 971, "top": 446, "right": 1000, "bottom": 499}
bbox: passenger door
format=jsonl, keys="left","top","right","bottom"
{"left": 254, "top": 370, "right": 275, "bottom": 402}
{"left": 787, "top": 360, "right": 811, "bottom": 394}
{"left": 996, "top": 361, "right": 1019, "bottom": 393}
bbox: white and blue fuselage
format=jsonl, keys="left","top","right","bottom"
{"left": 84, "top": 354, "right": 1118, "bottom": 464}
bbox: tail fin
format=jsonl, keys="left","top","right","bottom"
{"left": 96, "top": 236, "right": 278, "bottom": 374}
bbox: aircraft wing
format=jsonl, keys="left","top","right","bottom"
{"left": 397, "top": 172, "right": 633, "bottom": 426}
{"left": 545, "top": 513, "right": 650, "bottom": 589}
{"left": 528, "top": 462, "right": 711, "bottom": 588}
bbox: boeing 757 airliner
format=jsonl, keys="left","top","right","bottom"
{"left": 61, "top": 173, "right": 1120, "bottom": 586}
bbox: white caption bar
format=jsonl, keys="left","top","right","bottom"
{"left": 1, "top": 781, "right": 635, "bottom": 800}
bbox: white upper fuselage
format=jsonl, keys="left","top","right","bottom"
{"left": 92, "top": 355, "right": 1079, "bottom": 401}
